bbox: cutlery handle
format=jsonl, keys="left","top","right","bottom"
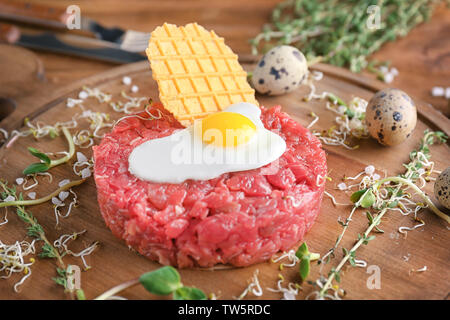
{"left": 0, "top": 0, "right": 69, "bottom": 28}
{"left": 0, "top": 23, "right": 20, "bottom": 44}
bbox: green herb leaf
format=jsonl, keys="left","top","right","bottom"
{"left": 139, "top": 266, "right": 182, "bottom": 295}
{"left": 345, "top": 108, "right": 355, "bottom": 119}
{"left": 360, "top": 190, "right": 375, "bottom": 208}
{"left": 76, "top": 289, "right": 86, "bottom": 300}
{"left": 299, "top": 257, "right": 310, "bottom": 281}
{"left": 40, "top": 243, "right": 58, "bottom": 258}
{"left": 295, "top": 242, "right": 309, "bottom": 259}
{"left": 23, "top": 162, "right": 49, "bottom": 175}
{"left": 28, "top": 147, "right": 51, "bottom": 165}
{"left": 173, "top": 286, "right": 207, "bottom": 300}
{"left": 350, "top": 189, "right": 367, "bottom": 203}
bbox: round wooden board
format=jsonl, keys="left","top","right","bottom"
{"left": 0, "top": 54, "right": 449, "bottom": 300}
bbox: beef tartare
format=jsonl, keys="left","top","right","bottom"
{"left": 93, "top": 103, "right": 327, "bottom": 268}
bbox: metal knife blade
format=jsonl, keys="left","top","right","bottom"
{"left": 16, "top": 32, "right": 146, "bottom": 64}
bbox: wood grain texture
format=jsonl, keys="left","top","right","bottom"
{"left": 0, "top": 55, "right": 448, "bottom": 300}
{"left": 1, "top": 0, "right": 449, "bottom": 116}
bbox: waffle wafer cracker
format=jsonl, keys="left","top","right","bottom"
{"left": 146, "top": 23, "right": 258, "bottom": 126}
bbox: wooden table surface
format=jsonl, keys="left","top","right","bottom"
{"left": 6, "top": 0, "right": 450, "bottom": 117}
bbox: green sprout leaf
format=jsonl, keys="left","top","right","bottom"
{"left": 360, "top": 190, "right": 375, "bottom": 208}
{"left": 296, "top": 242, "right": 314, "bottom": 281}
{"left": 139, "top": 266, "right": 182, "bottom": 295}
{"left": 173, "top": 287, "right": 207, "bottom": 300}
{"left": 76, "top": 289, "right": 86, "bottom": 300}
{"left": 299, "top": 258, "right": 310, "bottom": 281}
{"left": 23, "top": 162, "right": 49, "bottom": 175}
{"left": 40, "top": 242, "right": 58, "bottom": 259}
{"left": 344, "top": 108, "right": 355, "bottom": 119}
{"left": 295, "top": 242, "right": 309, "bottom": 260}
{"left": 28, "top": 147, "right": 51, "bottom": 165}
{"left": 350, "top": 189, "right": 367, "bottom": 203}
{"left": 351, "top": 189, "right": 376, "bottom": 208}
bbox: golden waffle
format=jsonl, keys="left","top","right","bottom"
{"left": 146, "top": 23, "right": 258, "bottom": 126}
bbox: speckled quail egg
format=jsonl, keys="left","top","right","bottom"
{"left": 435, "top": 167, "right": 450, "bottom": 210}
{"left": 251, "top": 45, "right": 308, "bottom": 96}
{"left": 365, "top": 88, "right": 417, "bottom": 146}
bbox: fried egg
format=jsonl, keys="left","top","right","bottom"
{"left": 128, "top": 103, "right": 286, "bottom": 183}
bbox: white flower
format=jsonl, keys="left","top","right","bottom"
{"left": 16, "top": 178, "right": 24, "bottom": 185}
{"left": 27, "top": 192, "right": 36, "bottom": 200}
{"left": 3, "top": 195, "right": 15, "bottom": 202}
{"left": 379, "top": 66, "right": 389, "bottom": 74}
{"left": 67, "top": 98, "right": 83, "bottom": 108}
{"left": 76, "top": 152, "right": 88, "bottom": 163}
{"left": 122, "top": 76, "right": 132, "bottom": 85}
{"left": 365, "top": 165, "right": 375, "bottom": 175}
{"left": 390, "top": 67, "right": 399, "bottom": 76}
{"left": 131, "top": 85, "right": 139, "bottom": 93}
{"left": 431, "top": 87, "right": 444, "bottom": 97}
{"left": 58, "top": 179, "right": 70, "bottom": 187}
{"left": 372, "top": 173, "right": 381, "bottom": 181}
{"left": 81, "top": 110, "right": 93, "bottom": 118}
{"left": 81, "top": 168, "right": 92, "bottom": 179}
{"left": 282, "top": 291, "right": 297, "bottom": 300}
{"left": 337, "top": 182, "right": 347, "bottom": 190}
{"left": 52, "top": 197, "right": 63, "bottom": 206}
{"left": 384, "top": 73, "right": 394, "bottom": 83}
{"left": 337, "top": 105, "right": 347, "bottom": 114}
{"left": 58, "top": 191, "right": 69, "bottom": 201}
{"left": 78, "top": 91, "right": 88, "bottom": 100}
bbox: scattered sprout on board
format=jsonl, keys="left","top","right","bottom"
{"left": 0, "top": 84, "right": 144, "bottom": 297}
{"left": 306, "top": 130, "right": 448, "bottom": 300}
{"left": 0, "top": 181, "right": 87, "bottom": 299}
{"left": 307, "top": 90, "right": 369, "bottom": 149}
{"left": 95, "top": 266, "right": 206, "bottom": 300}
{"left": 0, "top": 239, "right": 36, "bottom": 292}
{"left": 235, "top": 269, "right": 263, "bottom": 300}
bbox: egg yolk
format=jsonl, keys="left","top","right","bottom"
{"left": 200, "top": 112, "right": 256, "bottom": 148}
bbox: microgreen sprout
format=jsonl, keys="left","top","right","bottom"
{"left": 271, "top": 249, "right": 299, "bottom": 267}
{"left": 295, "top": 243, "right": 320, "bottom": 281}
{"left": 81, "top": 86, "right": 112, "bottom": 103}
{"left": 235, "top": 269, "right": 263, "bottom": 300}
{"left": 267, "top": 280, "right": 301, "bottom": 300}
{"left": 0, "top": 239, "right": 36, "bottom": 292}
{"left": 0, "top": 181, "right": 86, "bottom": 299}
{"left": 309, "top": 130, "right": 448, "bottom": 299}
{"left": 307, "top": 90, "right": 369, "bottom": 149}
{"left": 0, "top": 84, "right": 157, "bottom": 298}
{"left": 53, "top": 230, "right": 99, "bottom": 270}
{"left": 0, "top": 179, "right": 86, "bottom": 209}
{"left": 52, "top": 188, "right": 79, "bottom": 226}
{"left": 95, "top": 266, "right": 206, "bottom": 300}
{"left": 110, "top": 91, "right": 148, "bottom": 114}
{"left": 23, "top": 127, "right": 75, "bottom": 175}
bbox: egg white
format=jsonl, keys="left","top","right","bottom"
{"left": 128, "top": 103, "right": 286, "bottom": 183}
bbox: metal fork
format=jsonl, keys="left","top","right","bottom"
{"left": 81, "top": 19, "right": 150, "bottom": 52}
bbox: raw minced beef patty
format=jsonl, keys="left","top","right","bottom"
{"left": 93, "top": 103, "right": 327, "bottom": 268}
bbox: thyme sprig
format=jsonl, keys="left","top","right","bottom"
{"left": 0, "top": 181, "right": 85, "bottom": 299}
{"left": 251, "top": 0, "right": 446, "bottom": 72}
{"left": 314, "top": 130, "right": 448, "bottom": 299}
